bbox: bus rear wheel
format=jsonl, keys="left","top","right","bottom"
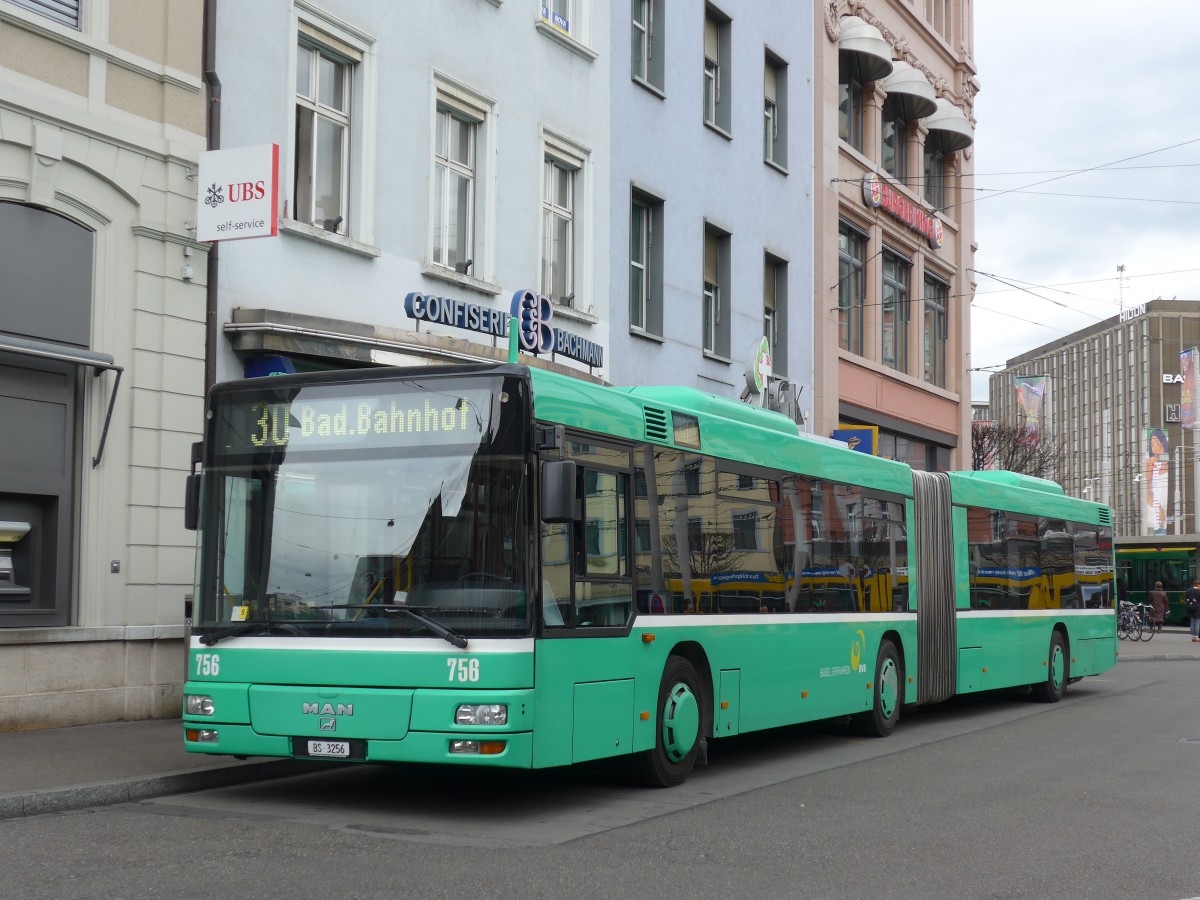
{"left": 633, "top": 656, "right": 704, "bottom": 788}
{"left": 1031, "top": 631, "right": 1068, "bottom": 703}
{"left": 852, "top": 640, "right": 902, "bottom": 737}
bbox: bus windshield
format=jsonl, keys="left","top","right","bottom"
{"left": 195, "top": 373, "right": 532, "bottom": 640}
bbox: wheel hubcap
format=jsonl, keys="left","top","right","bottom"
{"left": 1050, "top": 644, "right": 1065, "bottom": 689}
{"left": 878, "top": 658, "right": 898, "bottom": 719}
{"left": 661, "top": 682, "right": 700, "bottom": 762}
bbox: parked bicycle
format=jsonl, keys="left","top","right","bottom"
{"left": 1117, "top": 600, "right": 1142, "bottom": 641}
{"left": 1134, "top": 601, "right": 1158, "bottom": 642}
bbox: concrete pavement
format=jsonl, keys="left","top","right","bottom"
{"left": 2, "top": 626, "right": 1197, "bottom": 820}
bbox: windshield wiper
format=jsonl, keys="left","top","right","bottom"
{"left": 334, "top": 604, "right": 469, "bottom": 648}
{"left": 198, "top": 619, "right": 316, "bottom": 646}
{"left": 200, "top": 620, "right": 271, "bottom": 646}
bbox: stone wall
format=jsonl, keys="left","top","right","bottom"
{"left": 0, "top": 628, "right": 184, "bottom": 733}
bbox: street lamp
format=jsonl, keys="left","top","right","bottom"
{"left": 1131, "top": 473, "right": 1142, "bottom": 537}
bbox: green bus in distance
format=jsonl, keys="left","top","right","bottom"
{"left": 182, "top": 363, "right": 1117, "bottom": 787}
{"left": 1115, "top": 539, "right": 1197, "bottom": 626}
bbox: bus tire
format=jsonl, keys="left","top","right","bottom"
{"left": 633, "top": 656, "right": 704, "bottom": 788}
{"left": 852, "top": 640, "right": 902, "bottom": 737}
{"left": 1031, "top": 631, "right": 1068, "bottom": 703}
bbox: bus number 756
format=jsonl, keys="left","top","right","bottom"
{"left": 447, "top": 658, "right": 480, "bottom": 682}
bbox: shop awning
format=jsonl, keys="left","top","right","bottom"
{"left": 838, "top": 16, "right": 893, "bottom": 83}
{"left": 881, "top": 61, "right": 937, "bottom": 120}
{"left": 925, "top": 98, "right": 974, "bottom": 152}
{"left": 0, "top": 333, "right": 123, "bottom": 468}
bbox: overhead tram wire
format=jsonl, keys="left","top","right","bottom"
{"left": 933, "top": 136, "right": 1200, "bottom": 219}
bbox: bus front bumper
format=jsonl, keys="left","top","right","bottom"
{"left": 182, "top": 723, "right": 534, "bottom": 768}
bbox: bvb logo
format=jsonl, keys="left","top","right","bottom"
{"left": 849, "top": 628, "right": 865, "bottom": 671}
{"left": 510, "top": 289, "right": 556, "bottom": 355}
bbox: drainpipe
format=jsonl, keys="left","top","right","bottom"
{"left": 202, "top": 0, "right": 221, "bottom": 391}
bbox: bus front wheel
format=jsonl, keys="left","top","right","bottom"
{"left": 633, "top": 656, "right": 704, "bottom": 788}
{"left": 1031, "top": 631, "right": 1068, "bottom": 703}
{"left": 852, "top": 640, "right": 902, "bottom": 737}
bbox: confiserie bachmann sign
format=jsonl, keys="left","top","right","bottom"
{"left": 862, "top": 173, "right": 943, "bottom": 250}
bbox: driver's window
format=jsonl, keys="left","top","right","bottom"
{"left": 539, "top": 437, "right": 634, "bottom": 630}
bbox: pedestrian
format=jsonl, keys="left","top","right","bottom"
{"left": 1186, "top": 579, "right": 1200, "bottom": 642}
{"left": 1148, "top": 580, "right": 1168, "bottom": 634}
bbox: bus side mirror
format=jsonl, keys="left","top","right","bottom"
{"left": 184, "top": 475, "right": 200, "bottom": 531}
{"left": 184, "top": 441, "right": 202, "bottom": 531}
{"left": 541, "top": 459, "right": 576, "bottom": 523}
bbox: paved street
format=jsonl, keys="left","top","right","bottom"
{"left": 3, "top": 652, "right": 1199, "bottom": 900}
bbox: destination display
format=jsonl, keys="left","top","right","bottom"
{"left": 219, "top": 387, "right": 492, "bottom": 453}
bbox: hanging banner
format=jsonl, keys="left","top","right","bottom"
{"left": 1143, "top": 427, "right": 1170, "bottom": 535}
{"left": 1181, "top": 348, "right": 1197, "bottom": 431}
{"left": 1014, "top": 375, "right": 1047, "bottom": 438}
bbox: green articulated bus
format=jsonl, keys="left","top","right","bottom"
{"left": 182, "top": 363, "right": 1117, "bottom": 787}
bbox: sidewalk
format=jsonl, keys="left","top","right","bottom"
{"left": 2, "top": 627, "right": 1198, "bottom": 821}
{"left": 0, "top": 718, "right": 324, "bottom": 820}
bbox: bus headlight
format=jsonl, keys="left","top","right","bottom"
{"left": 185, "top": 694, "right": 214, "bottom": 716}
{"left": 450, "top": 740, "right": 506, "bottom": 755}
{"left": 455, "top": 703, "right": 507, "bottom": 726}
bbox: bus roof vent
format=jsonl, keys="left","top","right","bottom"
{"left": 1098, "top": 507, "right": 1112, "bottom": 526}
{"left": 644, "top": 406, "right": 669, "bottom": 442}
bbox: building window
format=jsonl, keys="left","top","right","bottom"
{"left": 703, "top": 7, "right": 731, "bottom": 133}
{"left": 703, "top": 224, "right": 731, "bottom": 358}
{"left": 294, "top": 36, "right": 355, "bottom": 235}
{"left": 765, "top": 253, "right": 788, "bottom": 377}
{"left": 925, "top": 0, "right": 952, "bottom": 40}
{"left": 542, "top": 0, "right": 575, "bottom": 37}
{"left": 838, "top": 222, "right": 866, "bottom": 354}
{"left": 542, "top": 158, "right": 575, "bottom": 305}
{"left": 635, "top": 518, "right": 652, "bottom": 553}
{"left": 630, "top": 189, "right": 664, "bottom": 336}
{"left": 631, "top": 0, "right": 665, "bottom": 90}
{"left": 430, "top": 77, "right": 494, "bottom": 280}
{"left": 432, "top": 106, "right": 477, "bottom": 274}
{"left": 542, "top": 131, "right": 589, "bottom": 309}
{"left": 9, "top": 0, "right": 79, "bottom": 28}
{"left": 838, "top": 55, "right": 864, "bottom": 152}
{"left": 924, "top": 146, "right": 946, "bottom": 209}
{"left": 924, "top": 274, "right": 949, "bottom": 387}
{"left": 733, "top": 512, "right": 758, "bottom": 551}
{"left": 764, "top": 54, "right": 788, "bottom": 168}
{"left": 630, "top": 198, "right": 650, "bottom": 330}
{"left": 881, "top": 95, "right": 909, "bottom": 182}
{"left": 882, "top": 249, "right": 910, "bottom": 373}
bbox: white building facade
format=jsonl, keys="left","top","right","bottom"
{"left": 209, "top": 0, "right": 611, "bottom": 386}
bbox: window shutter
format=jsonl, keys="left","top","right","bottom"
{"left": 298, "top": 20, "right": 362, "bottom": 62}
{"left": 704, "top": 18, "right": 719, "bottom": 62}
{"left": 703, "top": 232, "right": 718, "bottom": 285}
{"left": 12, "top": 0, "right": 80, "bottom": 28}
{"left": 764, "top": 62, "right": 777, "bottom": 104}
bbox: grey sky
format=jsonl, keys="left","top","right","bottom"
{"left": 970, "top": 1, "right": 1200, "bottom": 400}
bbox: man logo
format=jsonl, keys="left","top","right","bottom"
{"left": 302, "top": 702, "right": 354, "bottom": 716}
{"left": 319, "top": 718, "right": 336, "bottom": 732}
